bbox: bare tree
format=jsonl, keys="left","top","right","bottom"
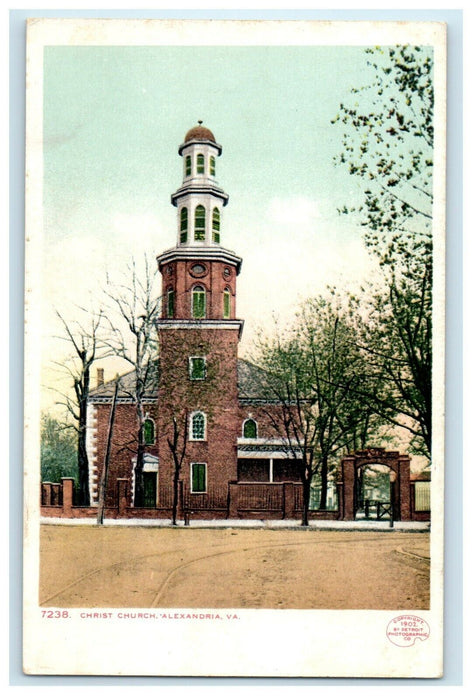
{"left": 54, "top": 309, "right": 108, "bottom": 505}
{"left": 104, "top": 256, "right": 160, "bottom": 507}
{"left": 167, "top": 413, "right": 189, "bottom": 526}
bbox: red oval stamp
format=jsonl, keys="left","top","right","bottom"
{"left": 386, "top": 615, "right": 430, "bottom": 647}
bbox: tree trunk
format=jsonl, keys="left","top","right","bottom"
{"left": 301, "top": 477, "right": 311, "bottom": 527}
{"left": 172, "top": 463, "right": 180, "bottom": 526}
{"left": 77, "top": 422, "right": 89, "bottom": 506}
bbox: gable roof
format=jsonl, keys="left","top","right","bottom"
{"left": 89, "top": 368, "right": 158, "bottom": 402}
{"left": 89, "top": 358, "right": 277, "bottom": 404}
{"left": 237, "top": 359, "right": 279, "bottom": 402}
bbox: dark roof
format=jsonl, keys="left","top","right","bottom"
{"left": 89, "top": 368, "right": 158, "bottom": 402}
{"left": 89, "top": 359, "right": 277, "bottom": 403}
{"left": 237, "top": 359, "right": 278, "bottom": 402}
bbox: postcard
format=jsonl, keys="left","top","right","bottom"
{"left": 23, "top": 18, "right": 446, "bottom": 677}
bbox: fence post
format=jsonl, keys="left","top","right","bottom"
{"left": 336, "top": 481, "right": 343, "bottom": 520}
{"left": 62, "top": 478, "right": 74, "bottom": 517}
{"left": 283, "top": 482, "right": 295, "bottom": 520}
{"left": 51, "top": 483, "right": 61, "bottom": 506}
{"left": 41, "top": 482, "right": 52, "bottom": 506}
{"left": 398, "top": 456, "right": 412, "bottom": 521}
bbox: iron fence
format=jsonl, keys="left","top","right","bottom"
{"left": 183, "top": 485, "right": 228, "bottom": 511}
{"left": 236, "top": 483, "right": 284, "bottom": 511}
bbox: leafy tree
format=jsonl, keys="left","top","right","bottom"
{"left": 332, "top": 46, "right": 433, "bottom": 457}
{"left": 354, "top": 272, "right": 432, "bottom": 456}
{"left": 254, "top": 294, "right": 382, "bottom": 525}
{"left": 332, "top": 45, "right": 433, "bottom": 269}
{"left": 40, "top": 413, "right": 77, "bottom": 485}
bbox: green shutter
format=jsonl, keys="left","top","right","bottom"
{"left": 190, "top": 357, "right": 206, "bottom": 380}
{"left": 185, "top": 155, "right": 191, "bottom": 176}
{"left": 192, "top": 463, "right": 206, "bottom": 492}
{"left": 210, "top": 156, "right": 215, "bottom": 176}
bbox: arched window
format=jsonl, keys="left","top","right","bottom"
{"left": 197, "top": 153, "right": 205, "bottom": 174}
{"left": 243, "top": 419, "right": 258, "bottom": 439}
{"left": 143, "top": 418, "right": 155, "bottom": 445}
{"left": 223, "top": 288, "right": 231, "bottom": 319}
{"left": 192, "top": 285, "right": 206, "bottom": 319}
{"left": 194, "top": 205, "right": 206, "bottom": 241}
{"left": 210, "top": 155, "right": 216, "bottom": 176}
{"left": 167, "top": 287, "right": 175, "bottom": 318}
{"left": 191, "top": 412, "right": 206, "bottom": 441}
{"left": 180, "top": 207, "right": 188, "bottom": 243}
{"left": 185, "top": 155, "right": 191, "bottom": 177}
{"left": 212, "top": 207, "right": 220, "bottom": 243}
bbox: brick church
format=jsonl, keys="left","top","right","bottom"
{"left": 86, "top": 124, "right": 303, "bottom": 516}
{"left": 54, "top": 123, "right": 429, "bottom": 524}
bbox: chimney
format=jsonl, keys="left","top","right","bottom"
{"left": 96, "top": 368, "right": 104, "bottom": 386}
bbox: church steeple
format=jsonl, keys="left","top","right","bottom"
{"left": 171, "top": 122, "right": 229, "bottom": 248}
{"left": 157, "top": 125, "right": 242, "bottom": 326}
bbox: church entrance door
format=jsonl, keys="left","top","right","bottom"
{"left": 143, "top": 472, "right": 157, "bottom": 508}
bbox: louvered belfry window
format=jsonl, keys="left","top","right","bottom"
{"left": 212, "top": 207, "right": 220, "bottom": 243}
{"left": 192, "top": 285, "right": 206, "bottom": 319}
{"left": 197, "top": 153, "right": 204, "bottom": 174}
{"left": 180, "top": 207, "right": 188, "bottom": 243}
{"left": 194, "top": 205, "right": 206, "bottom": 241}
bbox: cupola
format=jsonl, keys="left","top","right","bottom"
{"left": 171, "top": 122, "right": 229, "bottom": 248}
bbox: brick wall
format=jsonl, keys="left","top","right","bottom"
{"left": 161, "top": 259, "right": 238, "bottom": 320}
{"left": 157, "top": 326, "right": 240, "bottom": 496}
{"left": 89, "top": 401, "right": 159, "bottom": 506}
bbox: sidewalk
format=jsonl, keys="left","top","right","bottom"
{"left": 41, "top": 516, "right": 430, "bottom": 531}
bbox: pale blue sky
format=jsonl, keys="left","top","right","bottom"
{"left": 44, "top": 45, "right": 377, "bottom": 238}
{"left": 41, "top": 43, "right": 431, "bottom": 402}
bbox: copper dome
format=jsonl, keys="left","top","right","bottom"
{"left": 184, "top": 123, "right": 216, "bottom": 143}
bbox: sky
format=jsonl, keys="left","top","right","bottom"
{"left": 40, "top": 41, "right": 422, "bottom": 410}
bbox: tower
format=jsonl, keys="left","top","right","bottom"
{"left": 156, "top": 124, "right": 243, "bottom": 503}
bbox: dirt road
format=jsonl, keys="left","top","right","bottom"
{"left": 40, "top": 525, "right": 430, "bottom": 610}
